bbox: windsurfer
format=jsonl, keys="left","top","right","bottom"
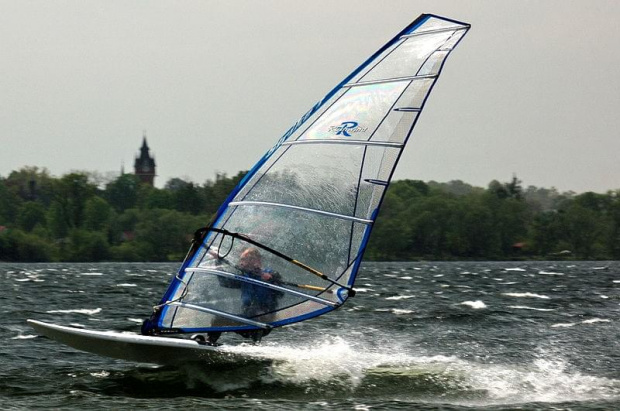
{"left": 208, "top": 247, "right": 284, "bottom": 344}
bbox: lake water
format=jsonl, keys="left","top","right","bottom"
{"left": 2, "top": 261, "right": 619, "bottom": 410}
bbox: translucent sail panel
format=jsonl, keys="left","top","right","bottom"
{"left": 414, "top": 16, "right": 466, "bottom": 33}
{"left": 358, "top": 31, "right": 456, "bottom": 83}
{"left": 286, "top": 77, "right": 433, "bottom": 144}
{"left": 159, "top": 238, "right": 344, "bottom": 330}
{"left": 206, "top": 205, "right": 369, "bottom": 282}
{"left": 230, "top": 143, "right": 398, "bottom": 224}
{"left": 349, "top": 17, "right": 468, "bottom": 85}
{"left": 238, "top": 144, "right": 364, "bottom": 217}
{"left": 299, "top": 82, "right": 409, "bottom": 141}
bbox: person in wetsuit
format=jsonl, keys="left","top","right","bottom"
{"left": 207, "top": 247, "right": 283, "bottom": 344}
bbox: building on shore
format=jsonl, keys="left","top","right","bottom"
{"left": 134, "top": 135, "right": 156, "bottom": 186}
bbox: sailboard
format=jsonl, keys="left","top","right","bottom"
{"left": 29, "top": 13, "right": 470, "bottom": 364}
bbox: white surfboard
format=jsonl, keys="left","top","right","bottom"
{"left": 27, "top": 320, "right": 268, "bottom": 366}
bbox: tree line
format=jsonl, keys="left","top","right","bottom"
{"left": 1, "top": 167, "right": 619, "bottom": 262}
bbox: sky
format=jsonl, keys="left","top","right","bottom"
{"left": 1, "top": 0, "right": 619, "bottom": 193}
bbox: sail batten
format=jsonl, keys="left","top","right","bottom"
{"left": 168, "top": 302, "right": 271, "bottom": 328}
{"left": 282, "top": 140, "right": 403, "bottom": 148}
{"left": 229, "top": 200, "right": 374, "bottom": 224}
{"left": 344, "top": 74, "right": 437, "bottom": 88}
{"left": 185, "top": 267, "right": 339, "bottom": 307}
{"left": 401, "top": 26, "right": 468, "bottom": 39}
{"left": 146, "top": 13, "right": 470, "bottom": 335}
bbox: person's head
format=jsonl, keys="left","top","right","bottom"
{"left": 238, "top": 247, "right": 261, "bottom": 272}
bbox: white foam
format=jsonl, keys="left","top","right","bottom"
{"left": 582, "top": 318, "right": 610, "bottom": 324}
{"left": 460, "top": 300, "right": 487, "bottom": 309}
{"left": 538, "top": 271, "right": 564, "bottom": 276}
{"left": 127, "top": 318, "right": 144, "bottom": 324}
{"left": 551, "top": 323, "right": 576, "bottom": 328}
{"left": 459, "top": 354, "right": 620, "bottom": 405}
{"left": 223, "top": 337, "right": 458, "bottom": 389}
{"left": 11, "top": 334, "right": 38, "bottom": 340}
{"left": 504, "top": 268, "right": 526, "bottom": 272}
{"left": 391, "top": 309, "right": 414, "bottom": 315}
{"left": 117, "top": 283, "right": 137, "bottom": 287}
{"left": 218, "top": 339, "right": 620, "bottom": 406}
{"left": 385, "top": 295, "right": 415, "bottom": 300}
{"left": 502, "top": 292, "right": 550, "bottom": 299}
{"left": 79, "top": 272, "right": 103, "bottom": 276}
{"left": 46, "top": 308, "right": 102, "bottom": 315}
{"left": 508, "top": 305, "right": 555, "bottom": 312}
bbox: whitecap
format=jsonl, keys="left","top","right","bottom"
{"left": 46, "top": 308, "right": 102, "bottom": 315}
{"left": 11, "top": 334, "right": 38, "bottom": 340}
{"left": 502, "top": 292, "right": 550, "bottom": 299}
{"left": 504, "top": 267, "right": 526, "bottom": 272}
{"left": 508, "top": 305, "right": 555, "bottom": 312}
{"left": 582, "top": 318, "right": 611, "bottom": 324}
{"left": 117, "top": 283, "right": 137, "bottom": 287}
{"left": 127, "top": 318, "right": 144, "bottom": 324}
{"left": 391, "top": 309, "right": 414, "bottom": 315}
{"left": 538, "top": 271, "right": 564, "bottom": 276}
{"left": 460, "top": 300, "right": 487, "bottom": 309}
{"left": 385, "top": 295, "right": 415, "bottom": 300}
{"left": 399, "top": 276, "right": 412, "bottom": 280}
{"left": 79, "top": 272, "right": 103, "bottom": 276}
{"left": 551, "top": 323, "right": 576, "bottom": 328}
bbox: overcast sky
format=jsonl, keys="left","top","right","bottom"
{"left": 2, "top": 0, "right": 619, "bottom": 193}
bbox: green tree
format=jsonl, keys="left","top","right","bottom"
{"left": 560, "top": 204, "right": 606, "bottom": 259}
{"left": 166, "top": 178, "right": 204, "bottom": 215}
{"left": 83, "top": 196, "right": 113, "bottom": 231}
{"left": 1, "top": 229, "right": 56, "bottom": 262}
{"left": 62, "top": 229, "right": 110, "bottom": 262}
{"left": 0, "top": 179, "right": 22, "bottom": 225}
{"left": 17, "top": 202, "right": 47, "bottom": 232}
{"left": 105, "top": 174, "right": 140, "bottom": 212}
{"left": 47, "top": 200, "right": 70, "bottom": 239}
{"left": 134, "top": 209, "right": 204, "bottom": 261}
{"left": 5, "top": 166, "right": 55, "bottom": 205}
{"left": 53, "top": 172, "right": 96, "bottom": 229}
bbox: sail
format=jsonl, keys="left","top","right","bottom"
{"left": 145, "top": 14, "right": 470, "bottom": 334}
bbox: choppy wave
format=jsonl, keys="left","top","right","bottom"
{"left": 502, "top": 292, "right": 550, "bottom": 299}
{"left": 82, "top": 338, "right": 620, "bottom": 407}
{"left": 460, "top": 300, "right": 487, "bottom": 309}
{"left": 46, "top": 308, "right": 102, "bottom": 315}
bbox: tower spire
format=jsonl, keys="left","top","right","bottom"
{"left": 134, "top": 132, "right": 156, "bottom": 186}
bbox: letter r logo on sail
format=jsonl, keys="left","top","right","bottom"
{"left": 335, "top": 121, "right": 359, "bottom": 137}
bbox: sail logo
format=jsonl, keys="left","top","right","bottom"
{"left": 329, "top": 121, "right": 367, "bottom": 137}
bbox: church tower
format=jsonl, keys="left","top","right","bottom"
{"left": 134, "top": 134, "right": 156, "bottom": 186}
